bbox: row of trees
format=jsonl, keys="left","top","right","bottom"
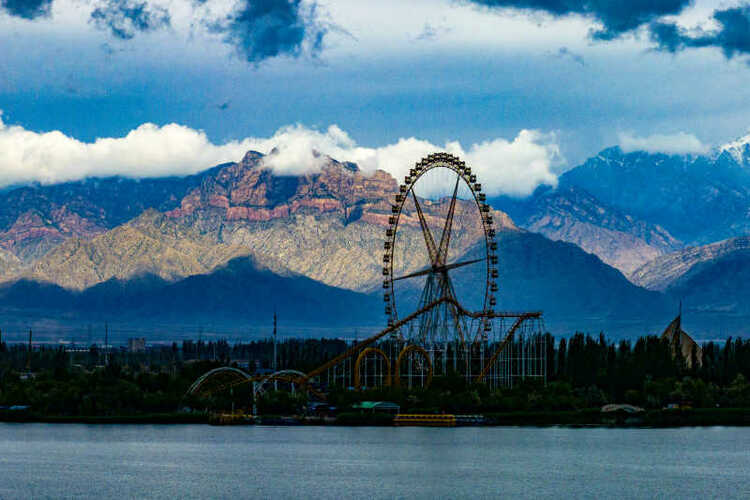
{"left": 1, "top": 333, "right": 750, "bottom": 416}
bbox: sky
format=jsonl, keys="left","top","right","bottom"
{"left": 1, "top": 0, "right": 750, "bottom": 196}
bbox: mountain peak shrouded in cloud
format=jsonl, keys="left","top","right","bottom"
{"left": 618, "top": 131, "right": 708, "bottom": 155}
{"left": 0, "top": 113, "right": 562, "bottom": 197}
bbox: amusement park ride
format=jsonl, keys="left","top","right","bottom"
{"left": 187, "top": 153, "right": 547, "bottom": 409}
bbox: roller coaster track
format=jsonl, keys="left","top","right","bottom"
{"left": 303, "top": 296, "right": 541, "bottom": 382}
{"left": 187, "top": 297, "right": 542, "bottom": 400}
{"left": 304, "top": 296, "right": 452, "bottom": 380}
{"left": 187, "top": 367, "right": 324, "bottom": 400}
{"left": 473, "top": 313, "right": 541, "bottom": 383}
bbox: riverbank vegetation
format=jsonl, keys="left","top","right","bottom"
{"left": 1, "top": 334, "right": 749, "bottom": 424}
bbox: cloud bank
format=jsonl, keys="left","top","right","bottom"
{"left": 651, "top": 6, "right": 750, "bottom": 60}
{"left": 0, "top": 0, "right": 52, "bottom": 19}
{"left": 618, "top": 131, "right": 708, "bottom": 155}
{"left": 90, "top": 0, "right": 171, "bottom": 40}
{"left": 463, "top": 0, "right": 691, "bottom": 40}
{"left": 0, "top": 114, "right": 562, "bottom": 197}
{"left": 215, "top": 0, "right": 326, "bottom": 63}
{"left": 464, "top": 0, "right": 750, "bottom": 61}
{"left": 3, "top": 0, "right": 325, "bottom": 63}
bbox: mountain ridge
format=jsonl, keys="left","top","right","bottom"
{"left": 630, "top": 236, "right": 750, "bottom": 291}
{"left": 558, "top": 146, "right": 750, "bottom": 245}
{"left": 0, "top": 145, "right": 745, "bottom": 338}
{"left": 491, "top": 185, "right": 682, "bottom": 274}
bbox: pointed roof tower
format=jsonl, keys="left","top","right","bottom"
{"left": 661, "top": 302, "right": 702, "bottom": 368}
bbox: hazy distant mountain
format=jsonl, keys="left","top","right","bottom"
{"left": 492, "top": 185, "right": 681, "bottom": 274}
{"left": 666, "top": 249, "right": 750, "bottom": 317}
{"left": 0, "top": 256, "right": 383, "bottom": 328}
{"left": 558, "top": 146, "right": 750, "bottom": 245}
{"left": 447, "top": 233, "right": 671, "bottom": 335}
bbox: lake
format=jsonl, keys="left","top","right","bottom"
{"left": 1, "top": 424, "right": 748, "bottom": 499}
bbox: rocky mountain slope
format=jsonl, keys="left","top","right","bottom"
{"left": 0, "top": 168, "right": 222, "bottom": 263}
{"left": 0, "top": 228, "right": 674, "bottom": 337}
{"left": 630, "top": 236, "right": 750, "bottom": 291}
{"left": 666, "top": 249, "right": 750, "bottom": 317}
{"left": 23, "top": 210, "right": 253, "bottom": 290}
{"left": 559, "top": 146, "right": 750, "bottom": 245}
{"left": 492, "top": 186, "right": 681, "bottom": 274}
{"left": 491, "top": 139, "right": 750, "bottom": 278}
{"left": 0, "top": 151, "right": 513, "bottom": 292}
{"left": 0, "top": 148, "right": 682, "bottom": 336}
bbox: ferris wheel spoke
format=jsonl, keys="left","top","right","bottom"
{"left": 392, "top": 258, "right": 482, "bottom": 282}
{"left": 440, "top": 257, "right": 483, "bottom": 273}
{"left": 392, "top": 265, "right": 433, "bottom": 282}
{"left": 437, "top": 173, "right": 461, "bottom": 266}
{"left": 411, "top": 190, "right": 439, "bottom": 266}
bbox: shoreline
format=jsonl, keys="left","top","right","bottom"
{"left": 2, "top": 408, "right": 748, "bottom": 427}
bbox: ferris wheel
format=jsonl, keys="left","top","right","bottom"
{"left": 382, "top": 152, "right": 498, "bottom": 347}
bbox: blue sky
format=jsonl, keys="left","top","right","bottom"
{"left": 1, "top": 0, "right": 750, "bottom": 194}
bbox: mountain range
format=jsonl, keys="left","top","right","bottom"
{"left": 492, "top": 185, "right": 682, "bottom": 274}
{"left": 0, "top": 136, "right": 749, "bottom": 341}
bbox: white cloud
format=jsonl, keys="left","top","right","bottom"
{"left": 246, "top": 125, "right": 562, "bottom": 196}
{"left": 0, "top": 112, "right": 256, "bottom": 186}
{"left": 618, "top": 131, "right": 708, "bottom": 155}
{"left": 0, "top": 113, "right": 562, "bottom": 197}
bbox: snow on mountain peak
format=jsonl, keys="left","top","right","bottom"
{"left": 719, "top": 133, "right": 750, "bottom": 165}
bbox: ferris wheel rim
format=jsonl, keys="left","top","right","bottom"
{"left": 382, "top": 152, "right": 497, "bottom": 342}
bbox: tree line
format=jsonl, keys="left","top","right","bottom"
{"left": 1, "top": 333, "right": 749, "bottom": 417}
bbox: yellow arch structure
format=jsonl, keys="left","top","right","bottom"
{"left": 354, "top": 347, "right": 392, "bottom": 390}
{"left": 394, "top": 344, "right": 433, "bottom": 389}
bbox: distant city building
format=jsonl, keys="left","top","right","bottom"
{"left": 128, "top": 338, "right": 147, "bottom": 353}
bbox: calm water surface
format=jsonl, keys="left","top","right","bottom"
{"left": 1, "top": 424, "right": 748, "bottom": 499}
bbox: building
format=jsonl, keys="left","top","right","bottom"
{"left": 128, "top": 337, "right": 147, "bottom": 353}
{"left": 660, "top": 313, "right": 703, "bottom": 368}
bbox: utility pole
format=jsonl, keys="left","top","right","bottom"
{"left": 26, "top": 329, "right": 32, "bottom": 371}
{"left": 273, "top": 310, "right": 278, "bottom": 391}
{"left": 198, "top": 326, "right": 203, "bottom": 360}
{"left": 104, "top": 321, "right": 109, "bottom": 367}
{"left": 273, "top": 310, "right": 277, "bottom": 373}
